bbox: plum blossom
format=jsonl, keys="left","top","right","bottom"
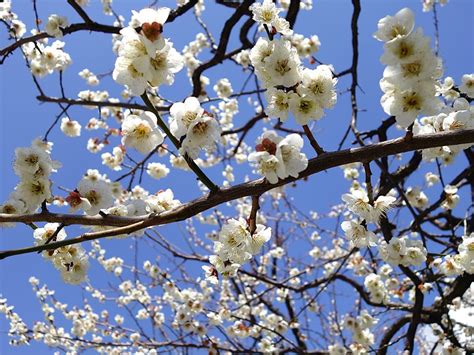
{"left": 209, "top": 218, "right": 272, "bottom": 278}
{"left": 373, "top": 8, "right": 415, "bottom": 42}
{"left": 113, "top": 7, "right": 183, "bottom": 95}
{"left": 74, "top": 177, "right": 114, "bottom": 216}
{"left": 379, "top": 235, "right": 427, "bottom": 266}
{"left": 377, "top": 9, "right": 442, "bottom": 128}
{"left": 169, "top": 97, "right": 221, "bottom": 159}
{"left": 342, "top": 189, "right": 396, "bottom": 223}
{"left": 248, "top": 131, "right": 307, "bottom": 184}
{"left": 45, "top": 14, "right": 69, "bottom": 37}
{"left": 180, "top": 113, "right": 221, "bottom": 159}
{"left": 341, "top": 220, "right": 378, "bottom": 248}
{"left": 60, "top": 118, "right": 81, "bottom": 137}
{"left": 460, "top": 74, "right": 474, "bottom": 98}
{"left": 250, "top": 0, "right": 292, "bottom": 35}
{"left": 146, "top": 162, "right": 169, "bottom": 180}
{"left": 121, "top": 111, "right": 164, "bottom": 154}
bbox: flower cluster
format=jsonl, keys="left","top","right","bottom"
{"left": 0, "top": 297, "right": 29, "bottom": 346}
{"left": 169, "top": 97, "right": 221, "bottom": 159}
{"left": 341, "top": 162, "right": 361, "bottom": 181}
{"left": 207, "top": 218, "right": 272, "bottom": 279}
{"left": 78, "top": 68, "right": 100, "bottom": 86}
{"left": 248, "top": 130, "right": 308, "bottom": 184}
{"left": 378, "top": 235, "right": 427, "bottom": 267}
{"left": 113, "top": 7, "right": 184, "bottom": 96}
{"left": 181, "top": 32, "right": 210, "bottom": 79}
{"left": 440, "top": 185, "right": 460, "bottom": 210}
{"left": 341, "top": 220, "right": 377, "bottom": 248}
{"left": 213, "top": 78, "right": 233, "bottom": 99}
{"left": 101, "top": 146, "right": 125, "bottom": 171}
{"left": 414, "top": 97, "right": 474, "bottom": 163}
{"left": 342, "top": 310, "right": 377, "bottom": 352}
{"left": 251, "top": 37, "right": 337, "bottom": 125}
{"left": 2, "top": 3, "right": 474, "bottom": 354}
{"left": 340, "top": 188, "right": 396, "bottom": 247}
{"left": 434, "top": 233, "right": 474, "bottom": 275}
{"left": 89, "top": 188, "right": 180, "bottom": 238}
{"left": 1, "top": 1, "right": 26, "bottom": 38}
{"left": 342, "top": 189, "right": 396, "bottom": 224}
{"left": 163, "top": 283, "right": 209, "bottom": 334}
{"left": 0, "top": 1, "right": 12, "bottom": 20}
{"left": 364, "top": 273, "right": 389, "bottom": 304}
{"left": 405, "top": 186, "right": 429, "bottom": 209}
{"left": 249, "top": 0, "right": 337, "bottom": 126}
{"left": 290, "top": 33, "right": 320, "bottom": 59}
{"left": 1, "top": 140, "right": 60, "bottom": 220}
{"left": 23, "top": 40, "right": 72, "bottom": 78}
{"left": 250, "top": 0, "right": 292, "bottom": 36}
{"left": 421, "top": 0, "right": 448, "bottom": 12}
{"left": 34, "top": 223, "right": 89, "bottom": 284}
{"left": 457, "top": 233, "right": 474, "bottom": 274}
{"left": 375, "top": 8, "right": 442, "bottom": 128}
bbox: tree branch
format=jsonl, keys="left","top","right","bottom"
{"left": 1, "top": 129, "right": 473, "bottom": 259}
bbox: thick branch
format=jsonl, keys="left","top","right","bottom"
{"left": 1, "top": 129, "right": 473, "bottom": 259}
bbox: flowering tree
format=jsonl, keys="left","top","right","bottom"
{"left": 0, "top": 0, "right": 473, "bottom": 353}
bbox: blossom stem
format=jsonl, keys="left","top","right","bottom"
{"left": 140, "top": 93, "right": 219, "bottom": 193}
{"left": 302, "top": 125, "right": 325, "bottom": 156}
{"left": 363, "top": 162, "right": 374, "bottom": 205}
{"left": 263, "top": 24, "right": 274, "bottom": 41}
{"left": 248, "top": 195, "right": 261, "bottom": 235}
{"left": 404, "top": 123, "right": 414, "bottom": 141}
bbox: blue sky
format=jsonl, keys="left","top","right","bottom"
{"left": 0, "top": 0, "right": 473, "bottom": 353}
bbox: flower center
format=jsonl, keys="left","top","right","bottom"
{"left": 66, "top": 191, "right": 82, "bottom": 208}
{"left": 192, "top": 121, "right": 208, "bottom": 135}
{"left": 389, "top": 25, "right": 407, "bottom": 39}
{"left": 30, "top": 181, "right": 45, "bottom": 195}
{"left": 402, "top": 93, "right": 422, "bottom": 112}
{"left": 133, "top": 123, "right": 151, "bottom": 139}
{"left": 396, "top": 41, "right": 413, "bottom": 59}
{"left": 25, "top": 154, "right": 39, "bottom": 166}
{"left": 401, "top": 61, "right": 422, "bottom": 77}
{"left": 261, "top": 11, "right": 274, "bottom": 23}
{"left": 309, "top": 81, "right": 325, "bottom": 95}
{"left": 298, "top": 99, "right": 313, "bottom": 114}
{"left": 2, "top": 205, "right": 16, "bottom": 214}
{"left": 85, "top": 190, "right": 100, "bottom": 206}
{"left": 150, "top": 53, "right": 167, "bottom": 70}
{"left": 466, "top": 242, "right": 474, "bottom": 251}
{"left": 127, "top": 64, "right": 142, "bottom": 79}
{"left": 275, "top": 59, "right": 291, "bottom": 75}
{"left": 182, "top": 111, "right": 198, "bottom": 127}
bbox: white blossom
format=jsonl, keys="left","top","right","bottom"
{"left": 121, "top": 112, "right": 164, "bottom": 154}
{"left": 60, "top": 118, "right": 81, "bottom": 137}
{"left": 45, "top": 14, "right": 69, "bottom": 37}
{"left": 373, "top": 8, "right": 415, "bottom": 42}
{"left": 146, "top": 162, "right": 169, "bottom": 179}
